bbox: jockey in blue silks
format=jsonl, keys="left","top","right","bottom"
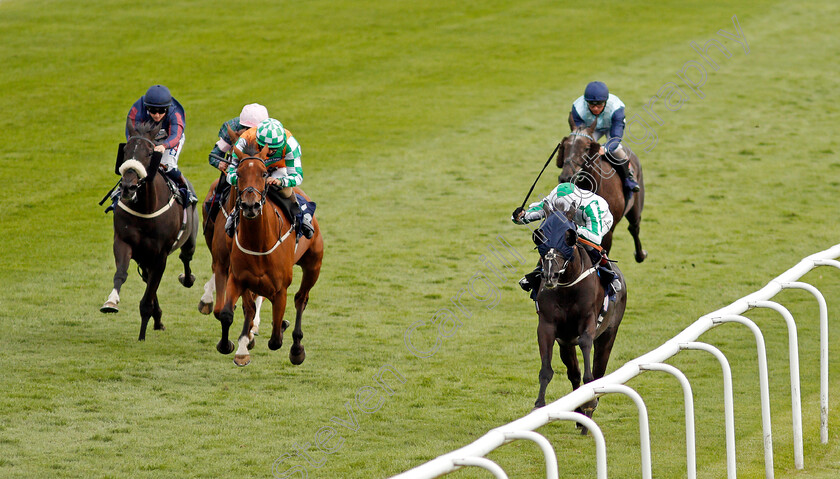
{"left": 570, "top": 81, "right": 639, "bottom": 193}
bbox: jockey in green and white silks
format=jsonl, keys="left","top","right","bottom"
{"left": 512, "top": 182, "right": 621, "bottom": 301}
{"left": 514, "top": 183, "right": 613, "bottom": 247}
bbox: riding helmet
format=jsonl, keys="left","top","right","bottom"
{"left": 256, "top": 118, "right": 286, "bottom": 149}
{"left": 239, "top": 103, "right": 269, "bottom": 128}
{"left": 143, "top": 85, "right": 172, "bottom": 108}
{"left": 583, "top": 81, "right": 609, "bottom": 103}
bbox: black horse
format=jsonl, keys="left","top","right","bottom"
{"left": 557, "top": 118, "right": 646, "bottom": 262}
{"left": 100, "top": 121, "right": 199, "bottom": 340}
{"left": 532, "top": 214, "right": 626, "bottom": 431}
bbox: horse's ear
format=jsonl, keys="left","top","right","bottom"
{"left": 233, "top": 146, "right": 245, "bottom": 160}
{"left": 259, "top": 144, "right": 270, "bottom": 159}
{"left": 568, "top": 112, "right": 576, "bottom": 131}
{"left": 588, "top": 140, "right": 601, "bottom": 158}
{"left": 555, "top": 139, "right": 566, "bottom": 168}
{"left": 126, "top": 117, "right": 137, "bottom": 137}
{"left": 587, "top": 118, "right": 598, "bottom": 133}
{"left": 564, "top": 228, "right": 577, "bottom": 247}
{"left": 226, "top": 124, "right": 241, "bottom": 144}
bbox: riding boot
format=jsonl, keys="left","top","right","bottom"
{"left": 298, "top": 198, "right": 315, "bottom": 239}
{"left": 225, "top": 207, "right": 239, "bottom": 237}
{"left": 599, "top": 260, "right": 621, "bottom": 300}
{"left": 519, "top": 263, "right": 542, "bottom": 292}
{"left": 105, "top": 188, "right": 121, "bottom": 213}
{"left": 166, "top": 168, "right": 198, "bottom": 206}
{"left": 606, "top": 150, "right": 640, "bottom": 192}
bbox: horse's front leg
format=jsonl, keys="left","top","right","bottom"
{"left": 218, "top": 277, "right": 243, "bottom": 354}
{"left": 267, "top": 289, "right": 289, "bottom": 352}
{"left": 101, "top": 235, "right": 131, "bottom": 313}
{"left": 138, "top": 259, "right": 166, "bottom": 341}
{"left": 578, "top": 326, "right": 599, "bottom": 421}
{"left": 534, "top": 319, "right": 556, "bottom": 409}
{"left": 233, "top": 293, "right": 257, "bottom": 367}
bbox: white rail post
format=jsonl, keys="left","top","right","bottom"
{"left": 547, "top": 412, "right": 607, "bottom": 479}
{"left": 501, "top": 431, "right": 558, "bottom": 479}
{"left": 711, "top": 315, "right": 774, "bottom": 479}
{"left": 748, "top": 300, "right": 804, "bottom": 470}
{"left": 592, "top": 384, "right": 652, "bottom": 479}
{"left": 639, "top": 363, "right": 697, "bottom": 479}
{"left": 680, "top": 342, "right": 737, "bottom": 479}
{"left": 778, "top": 280, "right": 829, "bottom": 444}
{"left": 451, "top": 457, "right": 508, "bottom": 479}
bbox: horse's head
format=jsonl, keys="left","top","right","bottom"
{"left": 557, "top": 116, "right": 601, "bottom": 191}
{"left": 234, "top": 144, "right": 271, "bottom": 220}
{"left": 120, "top": 120, "right": 161, "bottom": 203}
{"left": 540, "top": 228, "right": 580, "bottom": 289}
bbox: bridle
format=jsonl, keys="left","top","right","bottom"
{"left": 234, "top": 157, "right": 269, "bottom": 215}
{"left": 542, "top": 244, "right": 597, "bottom": 289}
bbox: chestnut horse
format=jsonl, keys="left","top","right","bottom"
{"left": 217, "top": 149, "right": 323, "bottom": 366}
{"left": 198, "top": 176, "right": 262, "bottom": 338}
{"left": 557, "top": 118, "right": 647, "bottom": 262}
{"left": 101, "top": 121, "right": 198, "bottom": 340}
{"left": 533, "top": 214, "right": 625, "bottom": 432}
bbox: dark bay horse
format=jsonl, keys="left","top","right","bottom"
{"left": 557, "top": 118, "right": 647, "bottom": 262}
{"left": 218, "top": 149, "right": 324, "bottom": 366}
{"left": 533, "top": 214, "right": 626, "bottom": 431}
{"left": 101, "top": 121, "right": 198, "bottom": 341}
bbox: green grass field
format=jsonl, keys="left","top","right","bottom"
{"left": 2, "top": 0, "right": 840, "bottom": 477}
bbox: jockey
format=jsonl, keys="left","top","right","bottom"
{"left": 512, "top": 182, "right": 621, "bottom": 298}
{"left": 205, "top": 103, "right": 269, "bottom": 219}
{"left": 226, "top": 118, "right": 315, "bottom": 239}
{"left": 125, "top": 84, "right": 197, "bottom": 206}
{"left": 570, "top": 81, "right": 639, "bottom": 192}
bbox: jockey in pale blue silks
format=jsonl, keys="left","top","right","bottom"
{"left": 570, "top": 81, "right": 639, "bottom": 193}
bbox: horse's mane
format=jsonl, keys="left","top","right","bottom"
{"left": 129, "top": 121, "right": 161, "bottom": 140}
{"left": 240, "top": 143, "right": 260, "bottom": 157}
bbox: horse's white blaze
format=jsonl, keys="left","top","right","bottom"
{"left": 107, "top": 289, "right": 120, "bottom": 305}
{"left": 251, "top": 296, "right": 263, "bottom": 335}
{"left": 119, "top": 159, "right": 148, "bottom": 179}
{"left": 235, "top": 335, "right": 250, "bottom": 357}
{"left": 201, "top": 275, "right": 215, "bottom": 304}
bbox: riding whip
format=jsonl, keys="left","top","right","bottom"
{"left": 520, "top": 142, "right": 561, "bottom": 209}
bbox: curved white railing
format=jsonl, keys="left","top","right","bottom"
{"left": 391, "top": 244, "right": 840, "bottom": 479}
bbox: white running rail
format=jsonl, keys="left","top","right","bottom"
{"left": 390, "top": 244, "right": 840, "bottom": 479}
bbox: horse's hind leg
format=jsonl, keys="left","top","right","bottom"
{"left": 289, "top": 248, "right": 322, "bottom": 365}
{"left": 198, "top": 274, "right": 215, "bottom": 314}
{"left": 626, "top": 194, "right": 647, "bottom": 263}
{"left": 577, "top": 329, "right": 599, "bottom": 432}
{"left": 178, "top": 211, "right": 198, "bottom": 288}
{"left": 151, "top": 292, "right": 164, "bottom": 331}
{"left": 102, "top": 236, "right": 131, "bottom": 313}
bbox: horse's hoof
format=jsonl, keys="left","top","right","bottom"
{"left": 100, "top": 302, "right": 119, "bottom": 313}
{"left": 179, "top": 273, "right": 196, "bottom": 288}
{"left": 216, "top": 340, "right": 235, "bottom": 355}
{"left": 635, "top": 250, "right": 648, "bottom": 263}
{"left": 234, "top": 354, "right": 251, "bottom": 367}
{"left": 290, "top": 345, "right": 306, "bottom": 365}
{"left": 268, "top": 338, "right": 283, "bottom": 351}
{"left": 198, "top": 300, "right": 213, "bottom": 315}
{"left": 579, "top": 425, "right": 590, "bottom": 436}
{"left": 154, "top": 323, "right": 166, "bottom": 331}
{"left": 247, "top": 338, "right": 255, "bottom": 350}
{"left": 281, "top": 320, "right": 290, "bottom": 331}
